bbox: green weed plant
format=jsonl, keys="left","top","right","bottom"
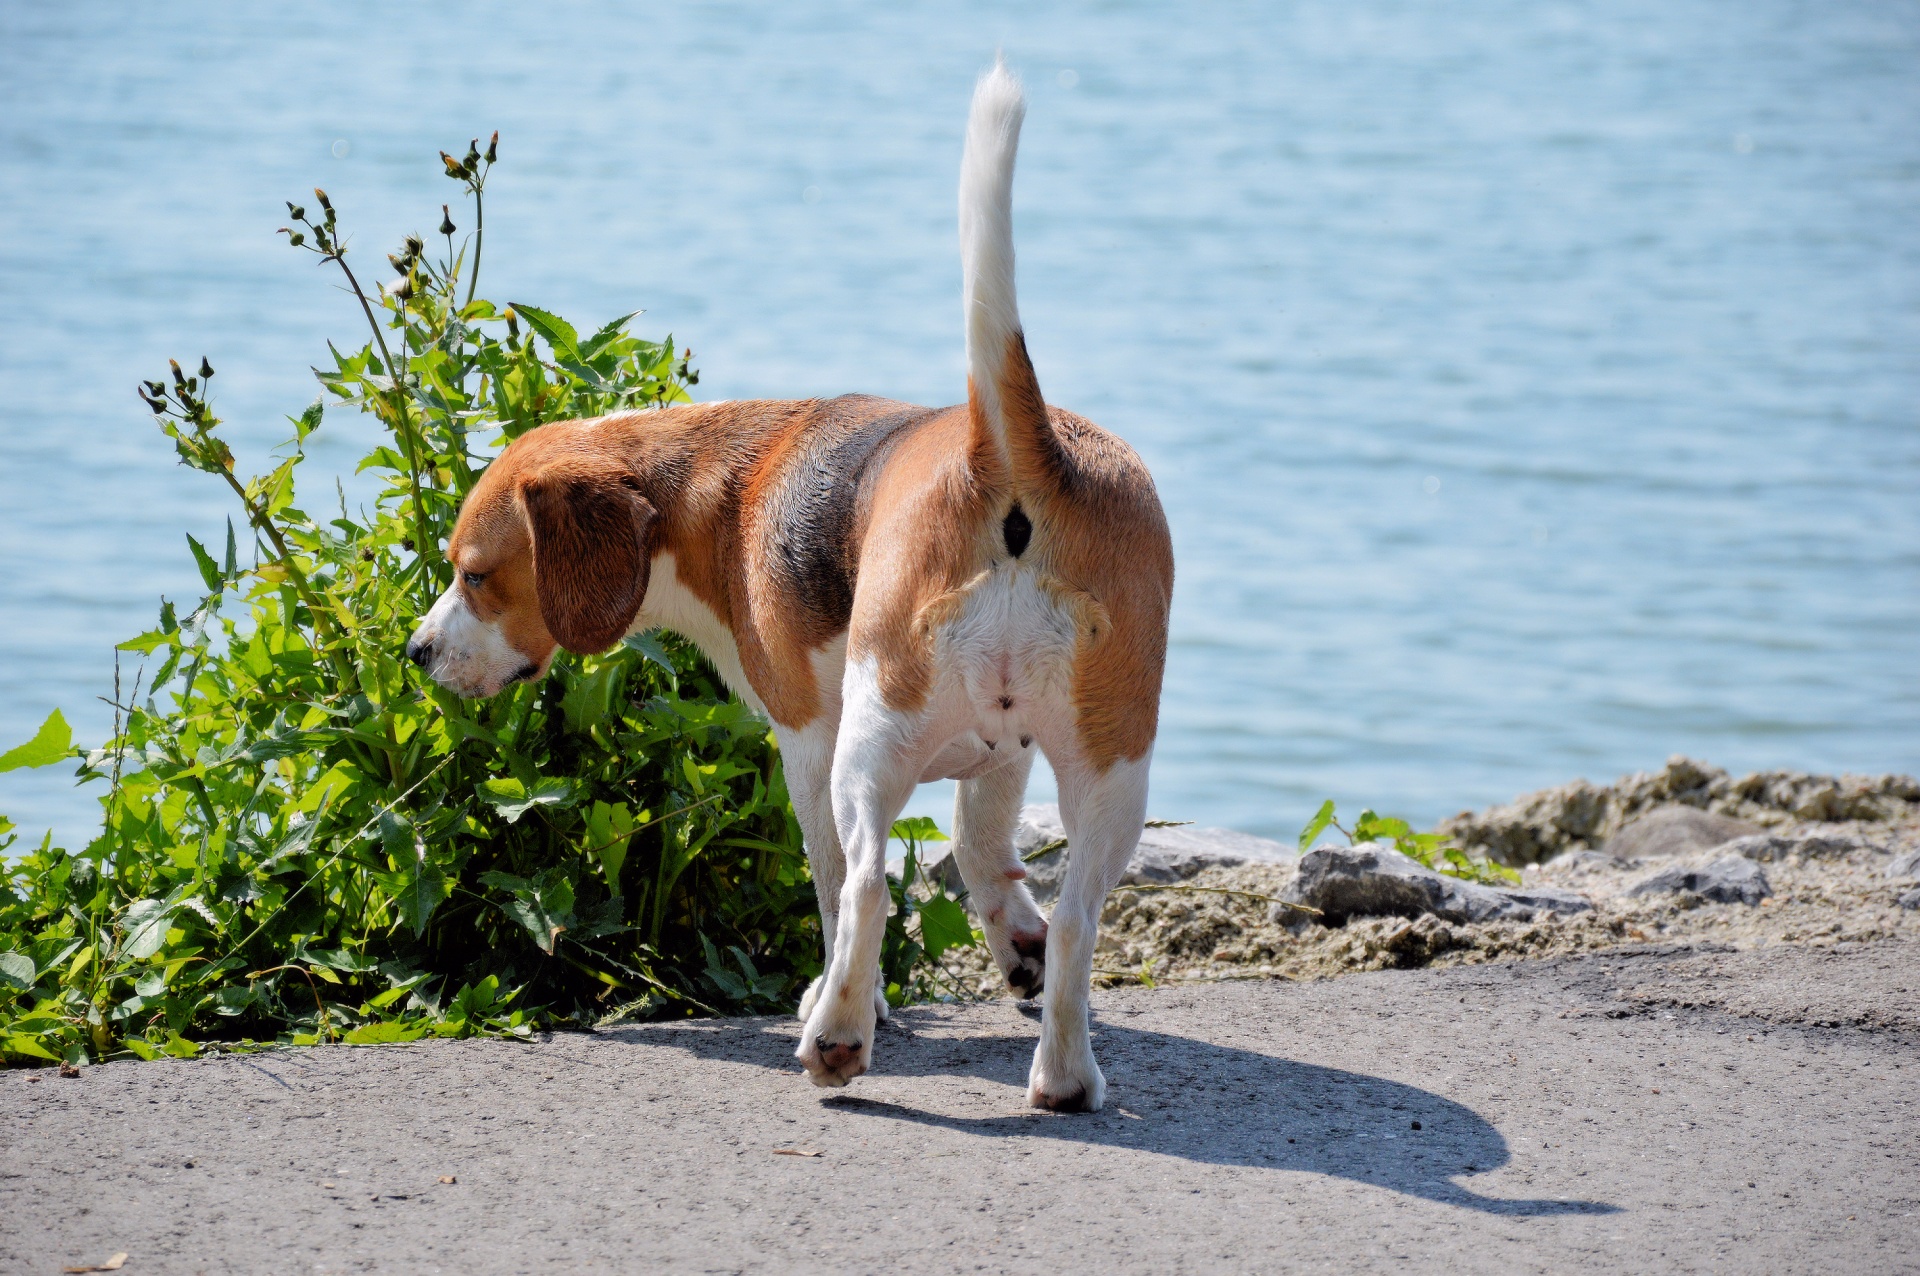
{"left": 0, "top": 135, "right": 971, "bottom": 1068}
{"left": 1297, "top": 800, "right": 1520, "bottom": 886}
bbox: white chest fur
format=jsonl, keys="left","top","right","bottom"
{"left": 629, "top": 552, "right": 766, "bottom": 713}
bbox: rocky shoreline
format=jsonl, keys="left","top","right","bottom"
{"left": 931, "top": 757, "right": 1920, "bottom": 995}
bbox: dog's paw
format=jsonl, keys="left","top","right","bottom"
{"left": 799, "top": 1034, "right": 869, "bottom": 1087}
{"left": 1028, "top": 1043, "right": 1104, "bottom": 1113}
{"left": 873, "top": 979, "right": 890, "bottom": 1022}
{"left": 1004, "top": 924, "right": 1048, "bottom": 999}
{"left": 796, "top": 985, "right": 879, "bottom": 1088}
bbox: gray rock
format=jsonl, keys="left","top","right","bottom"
{"left": 1899, "top": 887, "right": 1920, "bottom": 911}
{"left": 1281, "top": 843, "right": 1592, "bottom": 926}
{"left": 1544, "top": 850, "right": 1618, "bottom": 873}
{"left": 1604, "top": 805, "right": 1763, "bottom": 861}
{"left": 1886, "top": 849, "right": 1920, "bottom": 881}
{"left": 1625, "top": 854, "right": 1772, "bottom": 906}
{"left": 1722, "top": 831, "right": 1883, "bottom": 863}
{"left": 933, "top": 804, "right": 1297, "bottom": 904}
{"left": 1438, "top": 756, "right": 1920, "bottom": 866}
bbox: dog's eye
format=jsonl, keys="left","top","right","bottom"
{"left": 462, "top": 571, "right": 487, "bottom": 589}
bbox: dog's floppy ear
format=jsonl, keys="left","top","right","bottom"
{"left": 519, "top": 460, "right": 659, "bottom": 653}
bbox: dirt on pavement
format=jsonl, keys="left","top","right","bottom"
{"left": 5, "top": 940, "right": 1917, "bottom": 1274}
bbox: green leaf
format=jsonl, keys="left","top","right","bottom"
{"left": 1355, "top": 813, "right": 1412, "bottom": 846}
{"left": 388, "top": 862, "right": 452, "bottom": 937}
{"left": 917, "top": 893, "right": 975, "bottom": 962}
{"left": 223, "top": 516, "right": 238, "bottom": 577}
{"left": 700, "top": 935, "right": 749, "bottom": 1002}
{"left": 186, "top": 533, "right": 223, "bottom": 592}
{"left": 621, "top": 629, "right": 677, "bottom": 673}
{"left": 119, "top": 895, "right": 181, "bottom": 960}
{"left": 301, "top": 946, "right": 380, "bottom": 974}
{"left": 1298, "top": 799, "right": 1336, "bottom": 851}
{"left": 117, "top": 627, "right": 178, "bottom": 655}
{"left": 343, "top": 1020, "right": 429, "bottom": 1045}
{"left": 0, "top": 710, "right": 71, "bottom": 772}
{"left": 578, "top": 312, "right": 641, "bottom": 361}
{"left": 5, "top": 1033, "right": 61, "bottom": 1062}
{"left": 289, "top": 397, "right": 324, "bottom": 442}
{"left": 889, "top": 816, "right": 950, "bottom": 845}
{"left": 221, "top": 727, "right": 317, "bottom": 768}
{"left": 211, "top": 985, "right": 255, "bottom": 1016}
{"left": 476, "top": 776, "right": 578, "bottom": 823}
{"left": 497, "top": 897, "right": 556, "bottom": 953}
{"left": 507, "top": 303, "right": 581, "bottom": 361}
{"left": 586, "top": 800, "right": 634, "bottom": 887}
{"left": 0, "top": 951, "right": 36, "bottom": 991}
{"left": 481, "top": 870, "right": 573, "bottom": 954}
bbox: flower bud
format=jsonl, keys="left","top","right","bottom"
{"left": 439, "top": 205, "right": 456, "bottom": 236}
{"left": 199, "top": 357, "right": 214, "bottom": 380}
{"left": 289, "top": 203, "right": 306, "bottom": 221}
{"left": 404, "top": 234, "right": 424, "bottom": 257}
{"left": 144, "top": 393, "right": 167, "bottom": 414}
{"left": 185, "top": 377, "right": 198, "bottom": 393}
{"left": 170, "top": 359, "right": 186, "bottom": 386}
{"left": 289, "top": 231, "right": 306, "bottom": 247}
{"left": 144, "top": 380, "right": 166, "bottom": 397}
{"left": 314, "top": 188, "right": 331, "bottom": 210}
{"left": 485, "top": 131, "right": 498, "bottom": 164}
{"left": 388, "top": 253, "right": 411, "bottom": 274}
{"left": 440, "top": 151, "right": 466, "bottom": 179}
{"left": 464, "top": 140, "right": 481, "bottom": 170}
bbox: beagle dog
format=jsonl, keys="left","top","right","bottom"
{"left": 406, "top": 61, "right": 1172, "bottom": 1112}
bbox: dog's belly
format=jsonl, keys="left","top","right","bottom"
{"left": 918, "top": 731, "right": 1032, "bottom": 783}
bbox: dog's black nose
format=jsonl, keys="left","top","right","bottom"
{"left": 405, "top": 636, "right": 434, "bottom": 669}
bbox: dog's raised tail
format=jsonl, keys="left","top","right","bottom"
{"left": 960, "top": 59, "right": 1057, "bottom": 487}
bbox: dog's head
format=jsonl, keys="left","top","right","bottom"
{"left": 405, "top": 432, "right": 659, "bottom": 698}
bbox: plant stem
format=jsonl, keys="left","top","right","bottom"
{"left": 465, "top": 185, "right": 484, "bottom": 308}
{"left": 326, "top": 252, "right": 439, "bottom": 596}
{"left": 330, "top": 253, "right": 397, "bottom": 375}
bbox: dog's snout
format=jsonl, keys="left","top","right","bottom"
{"left": 405, "top": 634, "right": 435, "bottom": 669}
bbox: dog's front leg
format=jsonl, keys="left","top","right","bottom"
{"left": 1028, "top": 752, "right": 1151, "bottom": 1113}
{"left": 780, "top": 718, "right": 888, "bottom": 1024}
{"left": 795, "top": 660, "right": 923, "bottom": 1087}
{"left": 782, "top": 720, "right": 846, "bottom": 1022}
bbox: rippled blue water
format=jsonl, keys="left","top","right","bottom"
{"left": 3, "top": 1, "right": 1916, "bottom": 849}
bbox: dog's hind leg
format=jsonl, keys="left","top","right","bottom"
{"left": 950, "top": 751, "right": 1049, "bottom": 998}
{"left": 796, "top": 656, "right": 929, "bottom": 1087}
{"left": 1026, "top": 750, "right": 1151, "bottom": 1113}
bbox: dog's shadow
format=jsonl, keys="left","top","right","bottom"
{"left": 606, "top": 1004, "right": 1617, "bottom": 1218}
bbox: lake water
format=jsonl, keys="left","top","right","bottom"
{"left": 3, "top": 0, "right": 1916, "bottom": 850}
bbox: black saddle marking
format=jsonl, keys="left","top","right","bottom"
{"left": 767, "top": 397, "right": 937, "bottom": 627}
